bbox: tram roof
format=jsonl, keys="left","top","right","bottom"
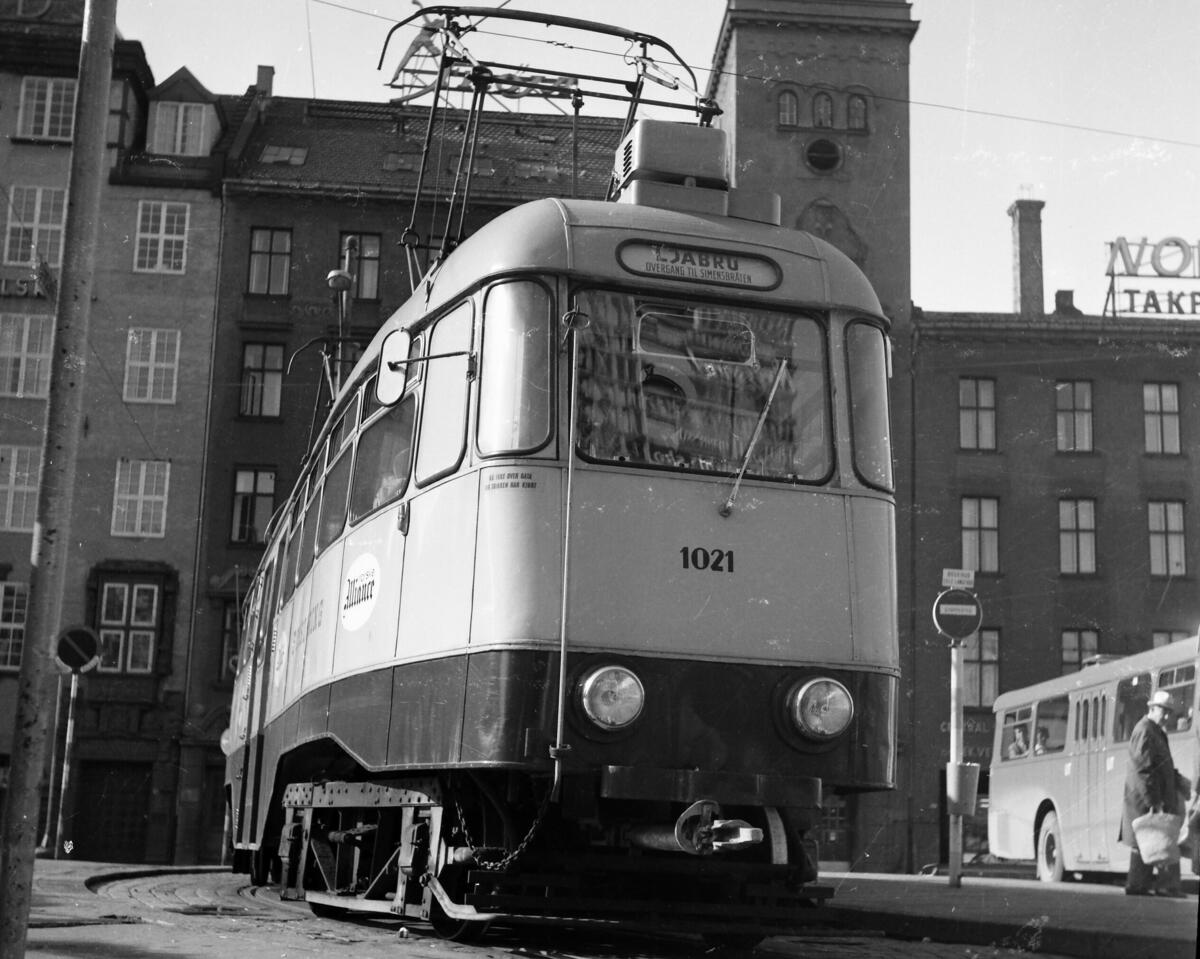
{"left": 385, "top": 196, "right": 883, "bottom": 331}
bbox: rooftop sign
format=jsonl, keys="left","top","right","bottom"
{"left": 1105, "top": 236, "right": 1200, "bottom": 317}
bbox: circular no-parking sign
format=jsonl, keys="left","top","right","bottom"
{"left": 55, "top": 626, "right": 100, "bottom": 673}
{"left": 932, "top": 588, "right": 982, "bottom": 642}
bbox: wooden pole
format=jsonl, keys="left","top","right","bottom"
{"left": 0, "top": 1, "right": 118, "bottom": 954}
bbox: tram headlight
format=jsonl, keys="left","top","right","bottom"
{"left": 788, "top": 678, "right": 854, "bottom": 740}
{"left": 580, "top": 665, "right": 645, "bottom": 730}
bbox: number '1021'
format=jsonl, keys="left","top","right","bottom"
{"left": 680, "top": 547, "right": 734, "bottom": 572}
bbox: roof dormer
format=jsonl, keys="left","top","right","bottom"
{"left": 147, "top": 67, "right": 223, "bottom": 157}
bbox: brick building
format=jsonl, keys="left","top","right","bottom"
{"left": 3, "top": 0, "right": 1196, "bottom": 869}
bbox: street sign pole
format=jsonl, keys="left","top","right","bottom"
{"left": 933, "top": 583, "right": 983, "bottom": 890}
{"left": 53, "top": 673, "right": 80, "bottom": 860}
{"left": 948, "top": 640, "right": 964, "bottom": 888}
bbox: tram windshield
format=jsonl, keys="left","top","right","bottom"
{"left": 575, "top": 290, "right": 831, "bottom": 481}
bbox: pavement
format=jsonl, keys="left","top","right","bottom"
{"left": 19, "top": 858, "right": 1200, "bottom": 959}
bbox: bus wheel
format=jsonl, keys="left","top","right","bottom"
{"left": 1037, "top": 811, "right": 1064, "bottom": 882}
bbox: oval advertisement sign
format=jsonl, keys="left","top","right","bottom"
{"left": 341, "top": 553, "right": 380, "bottom": 631}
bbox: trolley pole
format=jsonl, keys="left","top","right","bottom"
{"left": 0, "top": 1, "right": 117, "bottom": 955}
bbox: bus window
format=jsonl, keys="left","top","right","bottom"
{"left": 1157, "top": 664, "right": 1196, "bottom": 732}
{"left": 1034, "top": 696, "right": 1068, "bottom": 754}
{"left": 846, "top": 322, "right": 893, "bottom": 492}
{"left": 415, "top": 303, "right": 472, "bottom": 486}
{"left": 1001, "top": 707, "right": 1032, "bottom": 760}
{"left": 317, "top": 447, "right": 352, "bottom": 552}
{"left": 478, "top": 281, "right": 552, "bottom": 456}
{"left": 350, "top": 396, "right": 416, "bottom": 523}
{"left": 575, "top": 290, "right": 831, "bottom": 481}
{"left": 1114, "top": 672, "right": 1152, "bottom": 742}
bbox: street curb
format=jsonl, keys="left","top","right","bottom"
{"left": 821, "top": 906, "right": 1195, "bottom": 959}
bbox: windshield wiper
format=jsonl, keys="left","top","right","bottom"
{"left": 720, "top": 357, "right": 789, "bottom": 517}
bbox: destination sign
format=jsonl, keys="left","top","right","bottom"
{"left": 617, "top": 241, "right": 780, "bottom": 290}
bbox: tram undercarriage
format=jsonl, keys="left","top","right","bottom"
{"left": 274, "top": 774, "right": 830, "bottom": 941}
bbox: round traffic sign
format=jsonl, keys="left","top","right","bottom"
{"left": 56, "top": 626, "right": 100, "bottom": 673}
{"left": 932, "top": 588, "right": 982, "bottom": 641}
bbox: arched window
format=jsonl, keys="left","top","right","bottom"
{"left": 777, "top": 90, "right": 799, "bottom": 127}
{"left": 813, "top": 92, "right": 833, "bottom": 128}
{"left": 848, "top": 95, "right": 868, "bottom": 131}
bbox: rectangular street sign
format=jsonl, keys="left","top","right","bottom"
{"left": 942, "top": 568, "right": 975, "bottom": 589}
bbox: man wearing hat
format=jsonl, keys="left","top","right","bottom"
{"left": 1119, "top": 689, "right": 1189, "bottom": 897}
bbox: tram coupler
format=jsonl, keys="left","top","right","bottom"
{"left": 328, "top": 823, "right": 378, "bottom": 845}
{"left": 626, "top": 799, "right": 763, "bottom": 855}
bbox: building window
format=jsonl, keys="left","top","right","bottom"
{"left": 1143, "top": 383, "right": 1180, "bottom": 455}
{"left": 1059, "top": 499, "right": 1096, "bottom": 575}
{"left": 239, "top": 343, "right": 284, "bottom": 417}
{"left": 97, "top": 581, "right": 158, "bottom": 673}
{"left": 1153, "top": 630, "right": 1192, "bottom": 648}
{"left": 1061, "top": 629, "right": 1099, "bottom": 674}
{"left": 813, "top": 92, "right": 833, "bottom": 128}
{"left": 959, "top": 377, "right": 996, "bottom": 450}
{"left": 963, "top": 628, "right": 999, "bottom": 707}
{"left": 123, "top": 328, "right": 179, "bottom": 404}
{"left": 0, "top": 445, "right": 41, "bottom": 531}
{"left": 248, "top": 228, "right": 292, "bottom": 295}
{"left": 151, "top": 101, "right": 207, "bottom": 156}
{"left": 1055, "top": 380, "right": 1093, "bottom": 452}
{"left": 4, "top": 186, "right": 67, "bottom": 267}
{"left": 777, "top": 90, "right": 798, "bottom": 126}
{"left": 1148, "top": 500, "right": 1186, "bottom": 577}
{"left": 340, "top": 232, "right": 381, "bottom": 300}
{"left": 231, "top": 468, "right": 276, "bottom": 544}
{"left": 220, "top": 602, "right": 239, "bottom": 682}
{"left": 18, "top": 76, "right": 76, "bottom": 141}
{"left": 848, "top": 94, "right": 868, "bottom": 131}
{"left": 0, "top": 313, "right": 53, "bottom": 398}
{"left": 111, "top": 459, "right": 170, "bottom": 537}
{"left": 962, "top": 496, "right": 999, "bottom": 573}
{"left": 134, "top": 201, "right": 189, "bottom": 273}
{"left": 0, "top": 583, "right": 29, "bottom": 670}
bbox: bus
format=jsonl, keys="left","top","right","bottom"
{"left": 988, "top": 635, "right": 1198, "bottom": 881}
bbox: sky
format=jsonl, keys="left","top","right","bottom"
{"left": 113, "top": 0, "right": 1200, "bottom": 317}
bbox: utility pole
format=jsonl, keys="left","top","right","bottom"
{"left": 0, "top": 1, "right": 118, "bottom": 955}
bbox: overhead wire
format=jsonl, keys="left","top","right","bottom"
{"left": 308, "top": 0, "right": 1199, "bottom": 149}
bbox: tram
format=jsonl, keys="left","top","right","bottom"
{"left": 224, "top": 7, "right": 898, "bottom": 945}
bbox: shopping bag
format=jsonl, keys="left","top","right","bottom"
{"left": 1132, "top": 810, "right": 1184, "bottom": 865}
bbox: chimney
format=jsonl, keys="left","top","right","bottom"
{"left": 1054, "top": 290, "right": 1082, "bottom": 316}
{"left": 256, "top": 65, "right": 275, "bottom": 98}
{"left": 1008, "top": 198, "right": 1045, "bottom": 318}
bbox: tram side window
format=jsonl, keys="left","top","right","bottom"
{"left": 296, "top": 480, "right": 322, "bottom": 583}
{"left": 1001, "top": 706, "right": 1033, "bottom": 760}
{"left": 846, "top": 322, "right": 893, "bottom": 492}
{"left": 317, "top": 446, "right": 352, "bottom": 552}
{"left": 1157, "top": 664, "right": 1196, "bottom": 732}
{"left": 350, "top": 396, "right": 416, "bottom": 523}
{"left": 280, "top": 496, "right": 305, "bottom": 604}
{"left": 478, "top": 281, "right": 552, "bottom": 456}
{"left": 1033, "top": 696, "right": 1068, "bottom": 754}
{"left": 415, "top": 302, "right": 473, "bottom": 486}
{"left": 1114, "top": 672, "right": 1152, "bottom": 742}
